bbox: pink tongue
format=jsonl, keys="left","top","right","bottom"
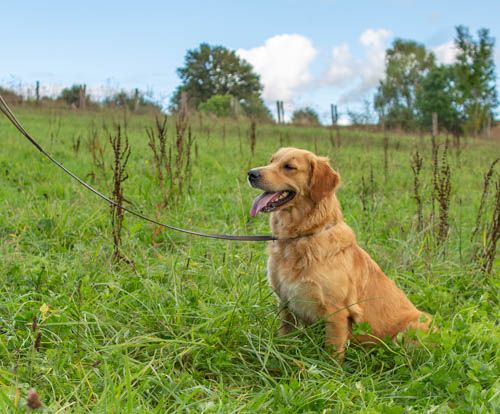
{"left": 250, "top": 192, "right": 280, "bottom": 217}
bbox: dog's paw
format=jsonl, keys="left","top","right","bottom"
{"left": 278, "top": 323, "right": 295, "bottom": 336}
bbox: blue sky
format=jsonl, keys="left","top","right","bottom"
{"left": 1, "top": 0, "right": 499, "bottom": 122}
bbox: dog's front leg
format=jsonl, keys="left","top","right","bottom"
{"left": 325, "top": 306, "right": 350, "bottom": 360}
{"left": 278, "top": 303, "right": 297, "bottom": 336}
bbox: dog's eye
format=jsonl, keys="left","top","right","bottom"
{"left": 284, "top": 164, "right": 296, "bottom": 171}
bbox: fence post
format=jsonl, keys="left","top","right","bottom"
{"left": 134, "top": 88, "right": 140, "bottom": 111}
{"left": 432, "top": 112, "right": 438, "bottom": 137}
{"left": 180, "top": 91, "right": 188, "bottom": 115}
{"left": 330, "top": 104, "right": 340, "bottom": 147}
{"left": 330, "top": 104, "right": 336, "bottom": 125}
{"left": 35, "top": 81, "right": 40, "bottom": 104}
{"left": 79, "top": 84, "right": 87, "bottom": 110}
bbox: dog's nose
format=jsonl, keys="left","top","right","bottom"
{"left": 247, "top": 169, "right": 261, "bottom": 183}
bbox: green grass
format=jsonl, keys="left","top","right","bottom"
{"left": 0, "top": 108, "right": 498, "bottom": 412}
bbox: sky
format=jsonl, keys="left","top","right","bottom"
{"left": 1, "top": 0, "right": 499, "bottom": 123}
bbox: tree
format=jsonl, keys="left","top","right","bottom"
{"left": 59, "top": 84, "right": 89, "bottom": 107}
{"left": 240, "top": 95, "right": 273, "bottom": 122}
{"left": 374, "top": 39, "right": 435, "bottom": 130}
{"left": 103, "top": 89, "right": 161, "bottom": 112}
{"left": 104, "top": 90, "right": 132, "bottom": 108}
{"left": 454, "top": 26, "right": 498, "bottom": 136}
{"left": 416, "top": 65, "right": 463, "bottom": 136}
{"left": 170, "top": 43, "right": 263, "bottom": 111}
{"left": 291, "top": 107, "right": 321, "bottom": 126}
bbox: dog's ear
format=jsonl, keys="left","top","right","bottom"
{"left": 310, "top": 157, "right": 340, "bottom": 202}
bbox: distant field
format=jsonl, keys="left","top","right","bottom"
{"left": 0, "top": 107, "right": 498, "bottom": 412}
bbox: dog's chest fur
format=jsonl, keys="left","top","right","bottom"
{"left": 267, "top": 237, "right": 348, "bottom": 324}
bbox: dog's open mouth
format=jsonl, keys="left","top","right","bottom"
{"left": 250, "top": 190, "right": 295, "bottom": 217}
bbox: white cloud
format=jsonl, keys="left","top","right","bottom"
{"left": 236, "top": 29, "right": 392, "bottom": 120}
{"left": 323, "top": 28, "right": 392, "bottom": 103}
{"left": 360, "top": 28, "right": 391, "bottom": 50}
{"left": 337, "top": 114, "right": 351, "bottom": 126}
{"left": 324, "top": 43, "right": 354, "bottom": 85}
{"left": 237, "top": 34, "right": 317, "bottom": 102}
{"left": 433, "top": 41, "right": 459, "bottom": 65}
{"left": 357, "top": 29, "right": 391, "bottom": 97}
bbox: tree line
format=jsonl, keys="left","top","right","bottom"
{"left": 374, "top": 26, "right": 497, "bottom": 136}
{"left": 1, "top": 25, "right": 497, "bottom": 133}
{"left": 0, "top": 84, "right": 162, "bottom": 112}
{"left": 170, "top": 26, "right": 497, "bottom": 134}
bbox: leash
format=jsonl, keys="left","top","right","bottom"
{"left": 0, "top": 94, "right": 277, "bottom": 242}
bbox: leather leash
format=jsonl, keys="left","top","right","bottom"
{"left": 0, "top": 94, "right": 277, "bottom": 242}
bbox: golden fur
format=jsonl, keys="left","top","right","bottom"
{"left": 250, "top": 147, "right": 433, "bottom": 358}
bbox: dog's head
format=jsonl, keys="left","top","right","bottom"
{"left": 248, "top": 147, "right": 340, "bottom": 217}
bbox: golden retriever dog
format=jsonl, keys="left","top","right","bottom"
{"left": 248, "top": 147, "right": 433, "bottom": 359}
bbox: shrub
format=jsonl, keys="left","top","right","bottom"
{"left": 291, "top": 107, "right": 321, "bottom": 126}
{"left": 198, "top": 94, "right": 233, "bottom": 117}
{"left": 0, "top": 87, "right": 23, "bottom": 104}
{"left": 104, "top": 89, "right": 162, "bottom": 112}
{"left": 59, "top": 84, "right": 89, "bottom": 107}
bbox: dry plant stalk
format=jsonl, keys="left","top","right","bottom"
{"left": 71, "top": 133, "right": 81, "bottom": 155}
{"left": 383, "top": 135, "right": 389, "bottom": 181}
{"left": 471, "top": 158, "right": 500, "bottom": 274}
{"left": 471, "top": 158, "right": 499, "bottom": 241}
{"left": 335, "top": 123, "right": 341, "bottom": 147}
{"left": 87, "top": 124, "right": 106, "bottom": 179}
{"left": 453, "top": 133, "right": 462, "bottom": 160}
{"left": 239, "top": 126, "right": 243, "bottom": 156}
{"left": 147, "top": 109, "right": 194, "bottom": 217}
{"left": 360, "top": 176, "right": 369, "bottom": 213}
{"left": 49, "top": 114, "right": 61, "bottom": 144}
{"left": 430, "top": 133, "right": 439, "bottom": 219}
{"left": 108, "top": 124, "right": 131, "bottom": 262}
{"left": 147, "top": 115, "right": 170, "bottom": 207}
{"left": 174, "top": 108, "right": 194, "bottom": 197}
{"left": 328, "top": 127, "right": 335, "bottom": 148}
{"left": 359, "top": 165, "right": 375, "bottom": 214}
{"left": 411, "top": 149, "right": 424, "bottom": 231}
{"left": 250, "top": 120, "right": 256, "bottom": 155}
{"left": 32, "top": 315, "right": 41, "bottom": 352}
{"left": 481, "top": 181, "right": 500, "bottom": 274}
{"left": 434, "top": 140, "right": 451, "bottom": 244}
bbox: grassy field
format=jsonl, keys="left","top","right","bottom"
{"left": 0, "top": 107, "right": 498, "bottom": 413}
